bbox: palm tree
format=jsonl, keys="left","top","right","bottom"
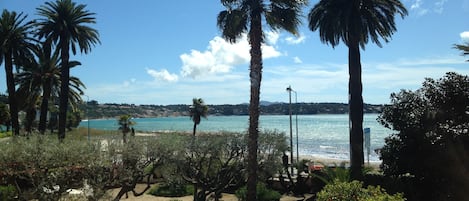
{"left": 36, "top": 0, "right": 100, "bottom": 140}
{"left": 308, "top": 0, "right": 407, "bottom": 180}
{"left": 189, "top": 98, "right": 208, "bottom": 136}
{"left": 454, "top": 42, "right": 469, "bottom": 61}
{"left": 0, "top": 10, "right": 35, "bottom": 136}
{"left": 118, "top": 115, "right": 135, "bottom": 143}
{"left": 16, "top": 42, "right": 84, "bottom": 134}
{"left": 217, "top": 1, "right": 305, "bottom": 199}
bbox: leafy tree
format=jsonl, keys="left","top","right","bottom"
{"left": 36, "top": 0, "right": 100, "bottom": 140}
{"left": 217, "top": 1, "right": 305, "bottom": 199}
{"left": 307, "top": 0, "right": 407, "bottom": 180}
{"left": 178, "top": 131, "right": 287, "bottom": 201}
{"left": 189, "top": 98, "right": 208, "bottom": 136}
{"left": 117, "top": 114, "right": 135, "bottom": 143}
{"left": 180, "top": 133, "right": 245, "bottom": 201}
{"left": 0, "top": 9, "right": 35, "bottom": 136}
{"left": 378, "top": 72, "right": 469, "bottom": 200}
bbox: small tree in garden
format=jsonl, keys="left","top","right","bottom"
{"left": 189, "top": 98, "right": 208, "bottom": 136}
{"left": 117, "top": 114, "right": 135, "bottom": 143}
{"left": 107, "top": 137, "right": 175, "bottom": 201}
{"left": 178, "top": 133, "right": 245, "bottom": 201}
{"left": 378, "top": 72, "right": 469, "bottom": 201}
{"left": 177, "top": 131, "right": 287, "bottom": 201}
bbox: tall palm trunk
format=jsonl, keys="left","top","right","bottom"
{"left": 348, "top": 39, "right": 364, "bottom": 181}
{"left": 38, "top": 80, "right": 52, "bottom": 134}
{"left": 58, "top": 38, "right": 70, "bottom": 140}
{"left": 25, "top": 107, "right": 36, "bottom": 134}
{"left": 193, "top": 123, "right": 197, "bottom": 136}
{"left": 247, "top": 2, "right": 263, "bottom": 200}
{"left": 4, "top": 51, "right": 20, "bottom": 136}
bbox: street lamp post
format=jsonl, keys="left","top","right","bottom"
{"left": 286, "top": 86, "right": 294, "bottom": 175}
{"left": 293, "top": 90, "right": 299, "bottom": 164}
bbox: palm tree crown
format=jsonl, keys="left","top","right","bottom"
{"left": 35, "top": 0, "right": 100, "bottom": 55}
{"left": 35, "top": 0, "right": 100, "bottom": 140}
{"left": 217, "top": 0, "right": 304, "bottom": 43}
{"left": 308, "top": 0, "right": 407, "bottom": 49}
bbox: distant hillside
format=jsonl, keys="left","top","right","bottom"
{"left": 80, "top": 101, "right": 385, "bottom": 119}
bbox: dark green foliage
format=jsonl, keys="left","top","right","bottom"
{"left": 0, "top": 102, "right": 10, "bottom": 131}
{"left": 235, "top": 183, "right": 282, "bottom": 201}
{"left": 148, "top": 183, "right": 194, "bottom": 197}
{"left": 0, "top": 185, "right": 16, "bottom": 201}
{"left": 316, "top": 180, "right": 404, "bottom": 201}
{"left": 378, "top": 72, "right": 469, "bottom": 200}
{"left": 0, "top": 131, "right": 12, "bottom": 138}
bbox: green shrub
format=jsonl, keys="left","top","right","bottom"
{"left": 235, "top": 183, "right": 282, "bottom": 201}
{"left": 316, "top": 180, "right": 404, "bottom": 201}
{"left": 0, "top": 185, "right": 16, "bottom": 201}
{"left": 0, "top": 131, "right": 12, "bottom": 138}
{"left": 0, "top": 135, "right": 108, "bottom": 200}
{"left": 148, "top": 183, "right": 194, "bottom": 197}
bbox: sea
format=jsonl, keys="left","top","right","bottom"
{"left": 79, "top": 114, "right": 395, "bottom": 162}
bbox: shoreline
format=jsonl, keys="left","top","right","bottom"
{"left": 133, "top": 132, "right": 382, "bottom": 168}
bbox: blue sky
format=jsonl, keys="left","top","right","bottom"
{"left": 1, "top": 0, "right": 469, "bottom": 105}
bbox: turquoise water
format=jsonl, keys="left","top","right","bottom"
{"left": 79, "top": 114, "right": 394, "bottom": 162}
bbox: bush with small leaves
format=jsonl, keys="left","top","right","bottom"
{"left": 235, "top": 182, "right": 282, "bottom": 201}
{"left": 316, "top": 180, "right": 404, "bottom": 201}
{"left": 148, "top": 183, "right": 194, "bottom": 197}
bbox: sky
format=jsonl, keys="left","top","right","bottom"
{"left": 1, "top": 0, "right": 469, "bottom": 105}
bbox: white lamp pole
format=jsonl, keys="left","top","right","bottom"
{"left": 293, "top": 90, "right": 298, "bottom": 164}
{"left": 286, "top": 86, "right": 294, "bottom": 175}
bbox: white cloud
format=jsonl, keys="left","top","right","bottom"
{"left": 180, "top": 34, "right": 281, "bottom": 78}
{"left": 460, "top": 31, "right": 469, "bottom": 42}
{"left": 409, "top": 0, "right": 448, "bottom": 16}
{"left": 265, "top": 31, "right": 280, "bottom": 45}
{"left": 146, "top": 68, "right": 179, "bottom": 82}
{"left": 434, "top": 0, "right": 448, "bottom": 14}
{"left": 411, "top": 0, "right": 429, "bottom": 16}
{"left": 285, "top": 34, "right": 306, "bottom": 45}
{"left": 293, "top": 56, "right": 302, "bottom": 64}
{"left": 411, "top": 0, "right": 424, "bottom": 9}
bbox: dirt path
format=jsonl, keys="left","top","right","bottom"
{"left": 103, "top": 184, "right": 304, "bottom": 201}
